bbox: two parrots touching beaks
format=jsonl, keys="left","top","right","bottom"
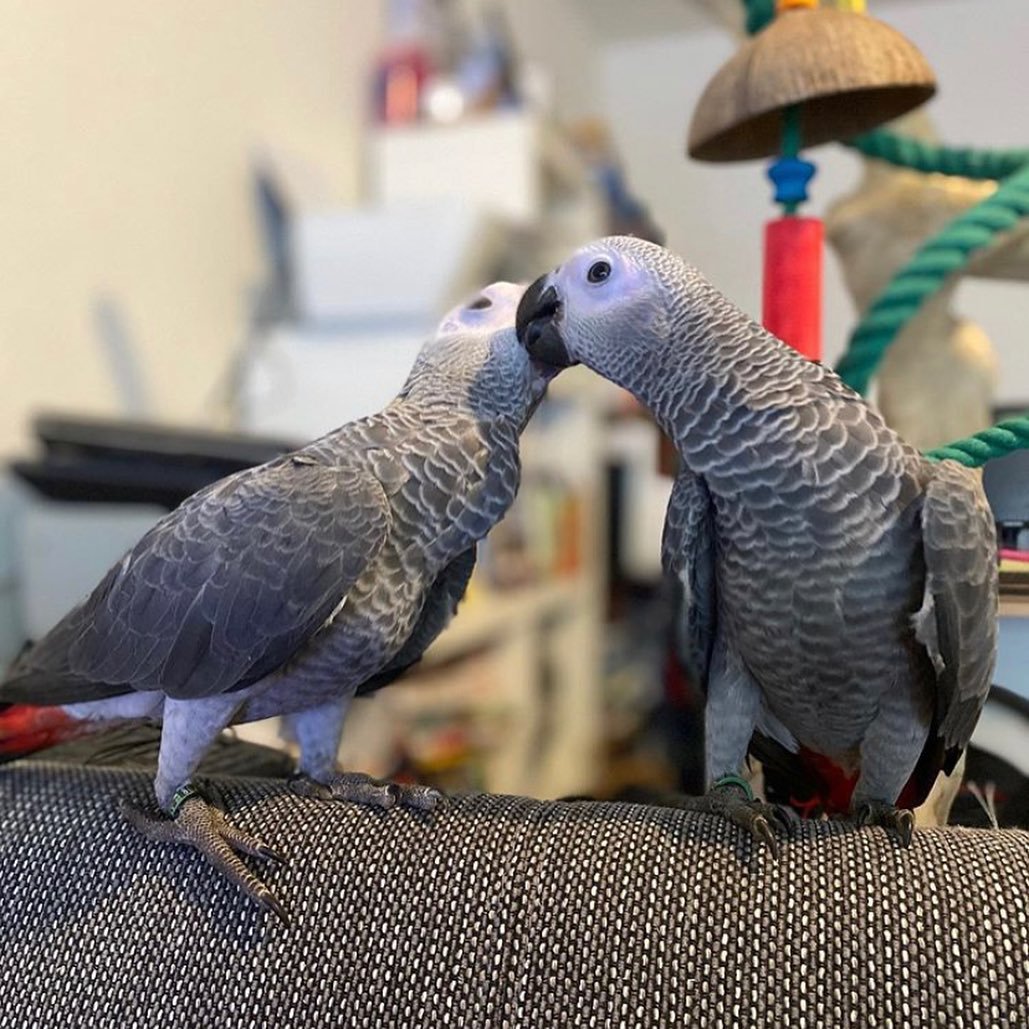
{"left": 1, "top": 239, "right": 997, "bottom": 921}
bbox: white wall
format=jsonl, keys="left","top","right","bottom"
{"left": 0, "top": 1, "right": 381, "bottom": 456}
{"left": 599, "top": 0, "right": 1029, "bottom": 398}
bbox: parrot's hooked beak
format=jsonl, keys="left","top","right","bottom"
{"left": 516, "top": 276, "right": 575, "bottom": 370}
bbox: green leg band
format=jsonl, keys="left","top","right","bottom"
{"left": 168, "top": 782, "right": 203, "bottom": 818}
{"left": 713, "top": 774, "right": 754, "bottom": 801}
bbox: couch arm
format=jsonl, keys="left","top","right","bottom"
{"left": 2, "top": 762, "right": 1026, "bottom": 1028}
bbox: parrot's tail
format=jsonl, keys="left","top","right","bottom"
{"left": 755, "top": 735, "right": 945, "bottom": 817}
{"left": 0, "top": 703, "right": 84, "bottom": 762}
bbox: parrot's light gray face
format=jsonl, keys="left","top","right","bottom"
{"left": 412, "top": 330, "right": 550, "bottom": 426}
{"left": 436, "top": 281, "right": 525, "bottom": 338}
{"left": 515, "top": 236, "right": 675, "bottom": 388}
{"left": 403, "top": 281, "right": 555, "bottom": 428}
{"left": 425, "top": 280, "right": 556, "bottom": 422}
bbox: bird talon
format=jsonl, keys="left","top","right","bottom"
{"left": 656, "top": 787, "right": 788, "bottom": 856}
{"left": 895, "top": 810, "right": 915, "bottom": 848}
{"left": 292, "top": 771, "right": 442, "bottom": 812}
{"left": 770, "top": 804, "right": 801, "bottom": 833}
{"left": 257, "top": 843, "right": 286, "bottom": 865}
{"left": 751, "top": 815, "right": 781, "bottom": 859}
{"left": 122, "top": 790, "right": 288, "bottom": 922}
{"left": 259, "top": 890, "right": 291, "bottom": 928}
{"left": 407, "top": 786, "right": 444, "bottom": 812}
{"left": 851, "top": 801, "right": 917, "bottom": 847}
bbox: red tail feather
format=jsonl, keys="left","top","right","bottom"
{"left": 790, "top": 747, "right": 935, "bottom": 815}
{"left": 0, "top": 704, "right": 82, "bottom": 759}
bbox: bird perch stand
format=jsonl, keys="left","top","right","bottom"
{"left": 764, "top": 112, "right": 823, "bottom": 359}
{"left": 687, "top": 0, "right": 937, "bottom": 361}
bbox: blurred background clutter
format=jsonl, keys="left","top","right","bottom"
{"left": 2, "top": 0, "right": 1027, "bottom": 826}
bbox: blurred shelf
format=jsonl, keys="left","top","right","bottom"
{"left": 371, "top": 110, "right": 597, "bottom": 227}
{"left": 425, "top": 576, "right": 592, "bottom": 665}
{"left": 1000, "top": 591, "right": 1029, "bottom": 619}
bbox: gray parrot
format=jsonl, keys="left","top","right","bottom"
{"left": 516, "top": 236, "right": 997, "bottom": 852}
{"left": 1, "top": 281, "right": 551, "bottom": 920}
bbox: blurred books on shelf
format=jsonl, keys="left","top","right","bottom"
{"left": 1000, "top": 548, "right": 1029, "bottom": 596}
{"left": 474, "top": 471, "right": 584, "bottom": 591}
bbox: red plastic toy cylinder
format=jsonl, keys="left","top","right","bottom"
{"left": 763, "top": 216, "right": 823, "bottom": 361}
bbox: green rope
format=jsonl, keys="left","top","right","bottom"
{"left": 847, "top": 132, "right": 1029, "bottom": 182}
{"left": 744, "top": 0, "right": 776, "bottom": 35}
{"left": 926, "top": 417, "right": 1029, "bottom": 468}
{"left": 837, "top": 127, "right": 1029, "bottom": 464}
{"left": 835, "top": 164, "right": 1029, "bottom": 394}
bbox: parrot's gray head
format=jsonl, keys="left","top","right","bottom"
{"left": 435, "top": 281, "right": 525, "bottom": 338}
{"left": 401, "top": 284, "right": 556, "bottom": 428}
{"left": 515, "top": 236, "right": 689, "bottom": 388}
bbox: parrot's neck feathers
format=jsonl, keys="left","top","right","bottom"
{"left": 619, "top": 289, "right": 817, "bottom": 472}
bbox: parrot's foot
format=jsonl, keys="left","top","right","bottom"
{"left": 663, "top": 778, "right": 796, "bottom": 858}
{"left": 290, "top": 771, "right": 444, "bottom": 812}
{"left": 120, "top": 791, "right": 288, "bottom": 925}
{"left": 849, "top": 800, "right": 916, "bottom": 847}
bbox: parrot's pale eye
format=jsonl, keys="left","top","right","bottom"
{"left": 468, "top": 296, "right": 492, "bottom": 310}
{"left": 586, "top": 260, "right": 611, "bottom": 284}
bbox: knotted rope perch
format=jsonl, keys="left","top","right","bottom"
{"left": 925, "top": 418, "right": 1029, "bottom": 468}
{"left": 833, "top": 162, "right": 1029, "bottom": 397}
{"left": 847, "top": 132, "right": 1029, "bottom": 183}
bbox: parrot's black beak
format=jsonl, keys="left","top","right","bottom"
{"left": 515, "top": 277, "right": 575, "bottom": 369}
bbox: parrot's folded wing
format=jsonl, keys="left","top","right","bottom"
{"left": 2, "top": 454, "right": 392, "bottom": 704}
{"left": 917, "top": 460, "right": 998, "bottom": 759}
{"left": 356, "top": 546, "right": 477, "bottom": 696}
{"left": 662, "top": 469, "right": 717, "bottom": 690}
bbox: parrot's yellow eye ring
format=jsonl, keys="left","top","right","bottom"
{"left": 587, "top": 260, "right": 611, "bottom": 284}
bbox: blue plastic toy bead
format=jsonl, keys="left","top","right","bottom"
{"left": 768, "top": 156, "right": 817, "bottom": 208}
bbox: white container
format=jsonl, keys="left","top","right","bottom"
{"left": 239, "top": 325, "right": 426, "bottom": 441}
{"left": 371, "top": 111, "right": 542, "bottom": 225}
{"left": 290, "top": 199, "right": 505, "bottom": 326}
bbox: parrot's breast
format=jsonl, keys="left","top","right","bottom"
{"left": 713, "top": 476, "right": 929, "bottom": 756}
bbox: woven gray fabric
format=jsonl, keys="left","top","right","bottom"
{"left": 1, "top": 762, "right": 1027, "bottom": 1028}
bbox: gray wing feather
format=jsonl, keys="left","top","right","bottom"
{"left": 356, "top": 546, "right": 477, "bottom": 696}
{"left": 917, "top": 460, "right": 998, "bottom": 755}
{"left": 2, "top": 452, "right": 390, "bottom": 704}
{"left": 663, "top": 469, "right": 717, "bottom": 689}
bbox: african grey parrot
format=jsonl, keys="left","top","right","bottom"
{"left": 516, "top": 236, "right": 997, "bottom": 852}
{"left": 1, "top": 281, "right": 551, "bottom": 920}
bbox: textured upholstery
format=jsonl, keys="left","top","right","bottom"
{"left": 2, "top": 762, "right": 1027, "bottom": 1028}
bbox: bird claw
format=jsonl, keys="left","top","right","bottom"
{"left": 662, "top": 784, "right": 792, "bottom": 859}
{"left": 120, "top": 794, "right": 289, "bottom": 926}
{"left": 765, "top": 802, "right": 801, "bottom": 833}
{"left": 400, "top": 783, "right": 447, "bottom": 811}
{"left": 851, "top": 801, "right": 916, "bottom": 847}
{"left": 750, "top": 814, "right": 781, "bottom": 860}
{"left": 290, "top": 771, "right": 444, "bottom": 812}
